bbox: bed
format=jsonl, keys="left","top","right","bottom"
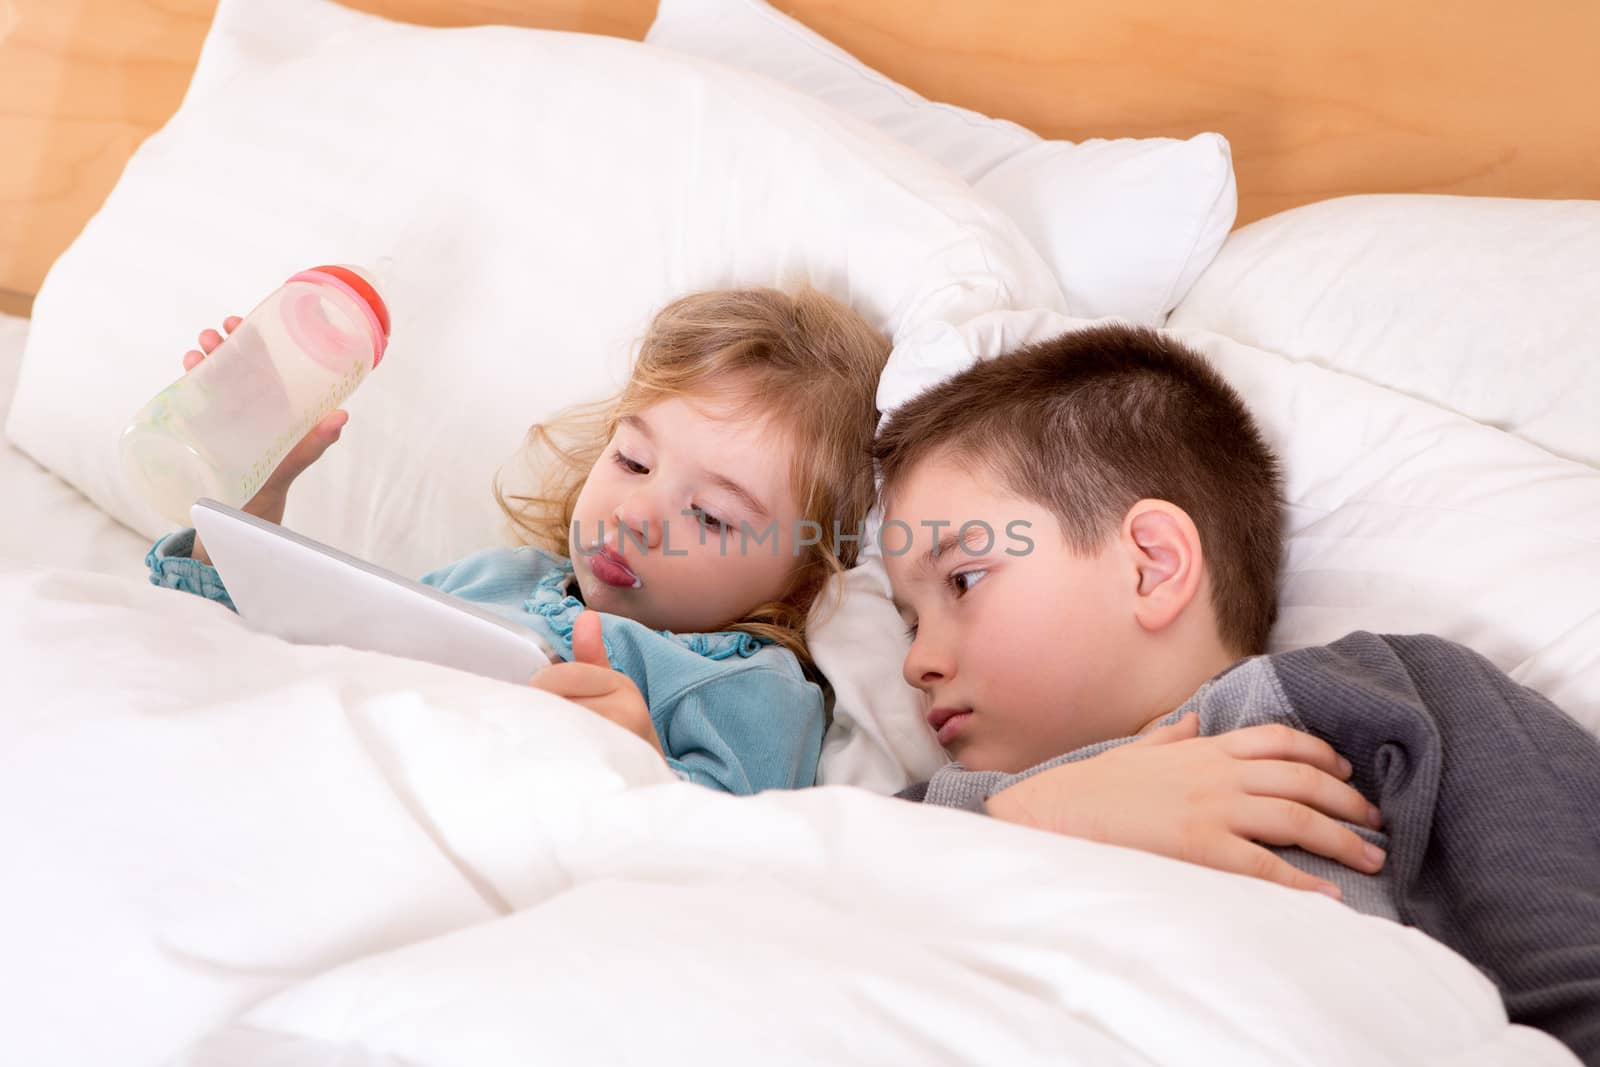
{"left": 2, "top": 0, "right": 1598, "bottom": 1064}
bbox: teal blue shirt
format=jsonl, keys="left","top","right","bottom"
{"left": 146, "top": 532, "right": 823, "bottom": 795}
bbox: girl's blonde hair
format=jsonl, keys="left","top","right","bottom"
{"left": 495, "top": 286, "right": 890, "bottom": 664}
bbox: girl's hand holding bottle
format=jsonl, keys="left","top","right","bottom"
{"left": 182, "top": 316, "right": 350, "bottom": 565}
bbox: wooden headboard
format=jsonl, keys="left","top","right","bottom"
{"left": 3, "top": 0, "right": 1597, "bottom": 310}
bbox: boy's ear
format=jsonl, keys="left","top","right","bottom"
{"left": 1120, "top": 499, "right": 1205, "bottom": 634}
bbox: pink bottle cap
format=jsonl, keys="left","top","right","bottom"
{"left": 287, "top": 265, "right": 392, "bottom": 367}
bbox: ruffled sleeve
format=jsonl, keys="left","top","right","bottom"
{"left": 145, "top": 529, "right": 237, "bottom": 612}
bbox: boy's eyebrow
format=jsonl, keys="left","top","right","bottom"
{"left": 619, "top": 414, "right": 771, "bottom": 520}
{"left": 914, "top": 526, "right": 986, "bottom": 576}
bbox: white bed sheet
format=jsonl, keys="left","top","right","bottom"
{"left": 0, "top": 312, "right": 148, "bottom": 577}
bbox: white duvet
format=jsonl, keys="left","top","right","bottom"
{"left": 0, "top": 565, "right": 1576, "bottom": 1066}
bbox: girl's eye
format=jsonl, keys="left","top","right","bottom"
{"left": 690, "top": 506, "right": 725, "bottom": 531}
{"left": 948, "top": 569, "right": 988, "bottom": 597}
{"left": 612, "top": 450, "right": 648, "bottom": 475}
{"left": 904, "top": 621, "right": 919, "bottom": 640}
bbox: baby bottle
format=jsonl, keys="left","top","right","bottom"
{"left": 119, "top": 264, "right": 391, "bottom": 525}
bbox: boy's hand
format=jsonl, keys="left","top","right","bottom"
{"left": 183, "top": 316, "right": 348, "bottom": 565}
{"left": 984, "top": 714, "right": 1385, "bottom": 900}
{"left": 529, "top": 612, "right": 664, "bottom": 758}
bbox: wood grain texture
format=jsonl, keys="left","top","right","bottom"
{"left": 1, "top": 0, "right": 217, "bottom": 302}
{"left": 0, "top": 288, "right": 35, "bottom": 318}
{"left": 345, "top": 0, "right": 653, "bottom": 34}
{"left": 788, "top": 0, "right": 1600, "bottom": 224}
{"left": 3, "top": 0, "right": 1597, "bottom": 304}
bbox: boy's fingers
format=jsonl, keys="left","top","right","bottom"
{"left": 529, "top": 662, "right": 618, "bottom": 699}
{"left": 199, "top": 328, "right": 223, "bottom": 354}
{"left": 1219, "top": 839, "right": 1346, "bottom": 900}
{"left": 182, "top": 350, "right": 205, "bottom": 372}
{"left": 569, "top": 611, "right": 611, "bottom": 668}
{"left": 1216, "top": 722, "right": 1353, "bottom": 780}
{"left": 222, "top": 315, "right": 242, "bottom": 333}
{"left": 1231, "top": 796, "right": 1387, "bottom": 875}
{"left": 1132, "top": 712, "right": 1200, "bottom": 746}
{"left": 1239, "top": 759, "right": 1381, "bottom": 829}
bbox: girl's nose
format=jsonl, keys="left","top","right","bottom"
{"left": 613, "top": 494, "right": 663, "bottom": 550}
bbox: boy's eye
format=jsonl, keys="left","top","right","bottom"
{"left": 904, "top": 621, "right": 919, "bottom": 640}
{"left": 612, "top": 450, "right": 648, "bottom": 475}
{"left": 690, "top": 506, "right": 725, "bottom": 532}
{"left": 948, "top": 569, "right": 988, "bottom": 596}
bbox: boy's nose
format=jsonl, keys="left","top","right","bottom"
{"left": 902, "top": 636, "right": 951, "bottom": 691}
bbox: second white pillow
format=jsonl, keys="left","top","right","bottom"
{"left": 1169, "top": 194, "right": 1600, "bottom": 468}
{"left": 646, "top": 0, "right": 1238, "bottom": 325}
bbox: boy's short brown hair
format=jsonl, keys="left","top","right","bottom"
{"left": 874, "top": 324, "right": 1284, "bottom": 655}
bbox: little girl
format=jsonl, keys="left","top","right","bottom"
{"left": 146, "top": 287, "right": 891, "bottom": 796}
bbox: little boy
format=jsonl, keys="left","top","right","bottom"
{"left": 876, "top": 324, "right": 1600, "bottom": 1058}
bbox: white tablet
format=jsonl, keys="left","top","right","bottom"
{"left": 191, "top": 499, "right": 554, "bottom": 684}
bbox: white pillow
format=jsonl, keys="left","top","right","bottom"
{"left": 6, "top": 0, "right": 1062, "bottom": 585}
{"left": 1168, "top": 194, "right": 1600, "bottom": 467}
{"left": 0, "top": 315, "right": 148, "bottom": 578}
{"left": 645, "top": 0, "right": 1236, "bottom": 326}
{"left": 826, "top": 310, "right": 1600, "bottom": 790}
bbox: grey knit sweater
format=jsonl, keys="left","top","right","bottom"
{"left": 902, "top": 632, "right": 1600, "bottom": 1062}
